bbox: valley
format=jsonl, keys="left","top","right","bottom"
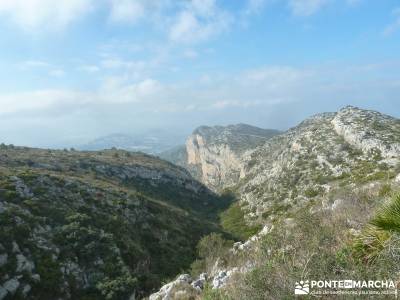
{"left": 1, "top": 106, "right": 400, "bottom": 300}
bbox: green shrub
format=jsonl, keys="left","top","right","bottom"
{"left": 197, "top": 233, "right": 233, "bottom": 261}
{"left": 220, "top": 202, "right": 261, "bottom": 240}
{"left": 202, "top": 284, "right": 230, "bottom": 300}
{"left": 304, "top": 187, "right": 320, "bottom": 198}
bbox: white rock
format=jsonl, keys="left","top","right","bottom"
{"left": 3, "top": 278, "right": 20, "bottom": 294}
{"left": 16, "top": 254, "right": 34, "bottom": 273}
{"left": 0, "top": 254, "right": 7, "bottom": 267}
{"left": 176, "top": 274, "right": 192, "bottom": 283}
{"left": 395, "top": 173, "right": 400, "bottom": 184}
{"left": 331, "top": 199, "right": 344, "bottom": 210}
{"left": 149, "top": 274, "right": 193, "bottom": 300}
{"left": 22, "top": 284, "right": 31, "bottom": 296}
{"left": 31, "top": 274, "right": 41, "bottom": 282}
{"left": 212, "top": 271, "right": 227, "bottom": 289}
{"left": 12, "top": 242, "right": 20, "bottom": 253}
{"left": 259, "top": 225, "right": 272, "bottom": 235}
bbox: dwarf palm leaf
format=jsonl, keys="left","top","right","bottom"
{"left": 352, "top": 225, "right": 391, "bottom": 263}
{"left": 370, "top": 194, "right": 400, "bottom": 233}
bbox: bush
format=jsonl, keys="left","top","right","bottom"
{"left": 197, "top": 233, "right": 233, "bottom": 262}
{"left": 220, "top": 202, "right": 261, "bottom": 240}
{"left": 304, "top": 187, "right": 320, "bottom": 198}
{"left": 191, "top": 233, "right": 233, "bottom": 275}
{"left": 378, "top": 184, "right": 392, "bottom": 197}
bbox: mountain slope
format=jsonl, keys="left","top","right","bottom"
{"left": 163, "top": 124, "right": 281, "bottom": 191}
{"left": 149, "top": 106, "right": 400, "bottom": 299}
{"left": 238, "top": 106, "right": 400, "bottom": 224}
{"left": 0, "top": 146, "right": 226, "bottom": 300}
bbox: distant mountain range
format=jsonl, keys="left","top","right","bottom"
{"left": 78, "top": 130, "right": 188, "bottom": 154}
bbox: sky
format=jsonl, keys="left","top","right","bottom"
{"left": 0, "top": 0, "right": 399, "bottom": 148}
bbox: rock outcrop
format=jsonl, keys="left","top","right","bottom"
{"left": 185, "top": 124, "right": 280, "bottom": 190}
{"left": 332, "top": 106, "right": 400, "bottom": 159}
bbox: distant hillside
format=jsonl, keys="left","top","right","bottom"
{"left": 192, "top": 124, "right": 281, "bottom": 154}
{"left": 0, "top": 146, "right": 228, "bottom": 300}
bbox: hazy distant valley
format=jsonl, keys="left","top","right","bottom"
{"left": 78, "top": 130, "right": 189, "bottom": 155}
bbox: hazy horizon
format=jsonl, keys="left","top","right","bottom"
{"left": 0, "top": 1, "right": 400, "bottom": 148}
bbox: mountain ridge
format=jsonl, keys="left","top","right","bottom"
{"left": 149, "top": 105, "right": 400, "bottom": 300}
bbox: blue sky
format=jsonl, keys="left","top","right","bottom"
{"left": 0, "top": 0, "right": 399, "bottom": 148}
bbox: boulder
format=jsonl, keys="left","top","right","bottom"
{"left": 149, "top": 274, "right": 193, "bottom": 300}
{"left": 212, "top": 271, "right": 227, "bottom": 289}
{"left": 191, "top": 272, "right": 208, "bottom": 290}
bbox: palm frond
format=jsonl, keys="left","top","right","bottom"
{"left": 352, "top": 225, "right": 391, "bottom": 263}
{"left": 370, "top": 194, "right": 400, "bottom": 233}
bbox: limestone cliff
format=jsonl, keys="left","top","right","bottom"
{"left": 185, "top": 124, "right": 281, "bottom": 191}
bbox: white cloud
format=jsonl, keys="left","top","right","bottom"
{"left": 244, "top": 0, "right": 268, "bottom": 15}
{"left": 288, "top": 0, "right": 330, "bottom": 16}
{"left": 18, "top": 60, "right": 50, "bottom": 69}
{"left": 383, "top": 7, "right": 400, "bottom": 37}
{"left": 1, "top": 62, "right": 399, "bottom": 148}
{"left": 211, "top": 99, "right": 266, "bottom": 109}
{"left": 0, "top": 0, "right": 93, "bottom": 30}
{"left": 108, "top": 0, "right": 145, "bottom": 24}
{"left": 99, "top": 78, "right": 163, "bottom": 104}
{"left": 78, "top": 65, "right": 100, "bottom": 73}
{"left": 0, "top": 77, "right": 163, "bottom": 116}
{"left": 169, "top": 0, "right": 233, "bottom": 43}
{"left": 0, "top": 89, "right": 87, "bottom": 115}
{"left": 49, "top": 69, "right": 66, "bottom": 77}
{"left": 183, "top": 49, "right": 199, "bottom": 59}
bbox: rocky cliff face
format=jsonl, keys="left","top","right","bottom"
{"left": 185, "top": 124, "right": 281, "bottom": 191}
